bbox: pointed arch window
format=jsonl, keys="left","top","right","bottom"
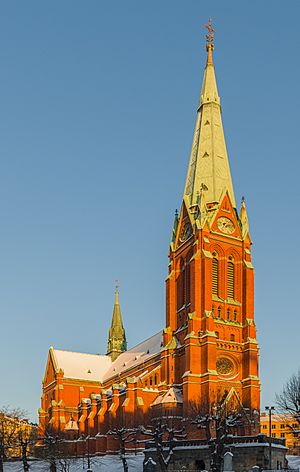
{"left": 212, "top": 254, "right": 219, "bottom": 296}
{"left": 217, "top": 306, "right": 221, "bottom": 318}
{"left": 230, "top": 334, "right": 235, "bottom": 342}
{"left": 227, "top": 258, "right": 235, "bottom": 299}
{"left": 234, "top": 309, "right": 237, "bottom": 322}
{"left": 186, "top": 261, "right": 190, "bottom": 304}
{"left": 227, "top": 308, "right": 231, "bottom": 321}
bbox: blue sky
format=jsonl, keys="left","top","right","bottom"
{"left": 0, "top": 1, "right": 299, "bottom": 420}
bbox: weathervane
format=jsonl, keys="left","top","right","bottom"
{"left": 205, "top": 18, "right": 214, "bottom": 46}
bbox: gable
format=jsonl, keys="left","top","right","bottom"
{"left": 175, "top": 201, "right": 194, "bottom": 249}
{"left": 43, "top": 351, "right": 57, "bottom": 387}
{"left": 209, "top": 193, "right": 241, "bottom": 239}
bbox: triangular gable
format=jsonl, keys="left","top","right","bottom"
{"left": 175, "top": 201, "right": 194, "bottom": 249}
{"left": 43, "top": 348, "right": 58, "bottom": 386}
{"left": 210, "top": 192, "right": 241, "bottom": 239}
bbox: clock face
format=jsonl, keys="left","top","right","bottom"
{"left": 217, "top": 217, "right": 235, "bottom": 234}
{"left": 179, "top": 222, "right": 192, "bottom": 242}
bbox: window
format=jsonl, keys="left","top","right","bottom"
{"left": 186, "top": 262, "right": 190, "bottom": 304}
{"left": 280, "top": 424, "right": 285, "bottom": 429}
{"left": 212, "top": 256, "right": 219, "bottom": 296}
{"left": 227, "top": 260, "right": 234, "bottom": 299}
{"left": 212, "top": 304, "right": 215, "bottom": 316}
{"left": 215, "top": 331, "right": 219, "bottom": 339}
{"left": 230, "top": 334, "right": 235, "bottom": 342}
{"left": 271, "top": 433, "right": 276, "bottom": 437}
{"left": 263, "top": 425, "right": 267, "bottom": 430}
{"left": 218, "top": 306, "right": 221, "bottom": 318}
{"left": 234, "top": 309, "right": 237, "bottom": 321}
{"left": 272, "top": 424, "right": 276, "bottom": 429}
{"left": 227, "top": 308, "right": 230, "bottom": 320}
{"left": 280, "top": 433, "right": 285, "bottom": 438}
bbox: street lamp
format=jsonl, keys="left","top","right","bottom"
{"left": 265, "top": 405, "right": 275, "bottom": 468}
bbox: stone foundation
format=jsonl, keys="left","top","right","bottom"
{"left": 143, "top": 435, "right": 288, "bottom": 472}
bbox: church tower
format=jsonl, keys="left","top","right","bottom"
{"left": 163, "top": 23, "right": 260, "bottom": 421}
{"left": 107, "top": 282, "right": 127, "bottom": 361}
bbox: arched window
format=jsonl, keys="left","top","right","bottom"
{"left": 218, "top": 306, "right": 221, "bottom": 318}
{"left": 234, "top": 309, "right": 237, "bottom": 321}
{"left": 212, "top": 254, "right": 219, "bottom": 296}
{"left": 212, "top": 304, "right": 215, "bottom": 316}
{"left": 186, "top": 262, "right": 190, "bottom": 304}
{"left": 230, "top": 334, "right": 235, "bottom": 342}
{"left": 227, "top": 259, "right": 235, "bottom": 299}
{"left": 215, "top": 331, "right": 219, "bottom": 339}
{"left": 177, "top": 259, "right": 185, "bottom": 310}
{"left": 227, "top": 308, "right": 230, "bottom": 320}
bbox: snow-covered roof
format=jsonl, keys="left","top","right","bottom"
{"left": 50, "top": 331, "right": 163, "bottom": 383}
{"left": 151, "top": 387, "right": 183, "bottom": 406}
{"left": 102, "top": 331, "right": 163, "bottom": 381}
{"left": 52, "top": 348, "right": 112, "bottom": 381}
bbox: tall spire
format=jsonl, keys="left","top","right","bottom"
{"left": 106, "top": 280, "right": 127, "bottom": 361}
{"left": 184, "top": 20, "right": 236, "bottom": 213}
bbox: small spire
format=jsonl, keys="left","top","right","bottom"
{"left": 205, "top": 18, "right": 214, "bottom": 65}
{"left": 240, "top": 197, "right": 249, "bottom": 239}
{"left": 107, "top": 281, "right": 127, "bottom": 361}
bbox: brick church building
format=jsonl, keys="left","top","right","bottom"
{"left": 38, "top": 31, "right": 260, "bottom": 451}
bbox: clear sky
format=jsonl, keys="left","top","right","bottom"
{"left": 0, "top": 1, "right": 299, "bottom": 421}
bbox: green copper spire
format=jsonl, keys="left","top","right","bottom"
{"left": 107, "top": 281, "right": 127, "bottom": 361}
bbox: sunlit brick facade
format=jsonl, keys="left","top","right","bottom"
{"left": 38, "top": 35, "right": 260, "bottom": 453}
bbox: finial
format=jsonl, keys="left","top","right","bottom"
{"left": 115, "top": 279, "right": 119, "bottom": 293}
{"left": 242, "top": 196, "right": 245, "bottom": 202}
{"left": 205, "top": 19, "right": 214, "bottom": 65}
{"left": 175, "top": 209, "right": 178, "bottom": 218}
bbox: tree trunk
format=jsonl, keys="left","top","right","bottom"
{"left": 0, "top": 457, "right": 3, "bottom": 472}
{"left": 121, "top": 456, "right": 128, "bottom": 472}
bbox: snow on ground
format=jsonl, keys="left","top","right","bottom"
{"left": 3, "top": 454, "right": 144, "bottom": 471}
{"left": 287, "top": 455, "right": 300, "bottom": 469}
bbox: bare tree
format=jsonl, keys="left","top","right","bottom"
{"left": 0, "top": 406, "right": 32, "bottom": 472}
{"left": 107, "top": 427, "right": 140, "bottom": 472}
{"left": 43, "top": 429, "right": 77, "bottom": 472}
{"left": 190, "top": 391, "right": 251, "bottom": 472}
{"left": 141, "top": 422, "right": 185, "bottom": 472}
{"left": 276, "top": 369, "right": 300, "bottom": 440}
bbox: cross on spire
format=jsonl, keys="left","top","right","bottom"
{"left": 205, "top": 18, "right": 215, "bottom": 46}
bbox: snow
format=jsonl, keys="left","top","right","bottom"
{"left": 51, "top": 331, "right": 163, "bottom": 384}
{"left": 287, "top": 455, "right": 300, "bottom": 469}
{"left": 53, "top": 349, "right": 112, "bottom": 381}
{"left": 3, "top": 454, "right": 144, "bottom": 471}
{"left": 102, "top": 331, "right": 163, "bottom": 381}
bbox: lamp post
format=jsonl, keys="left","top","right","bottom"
{"left": 265, "top": 405, "right": 275, "bottom": 468}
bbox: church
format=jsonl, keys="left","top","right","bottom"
{"left": 38, "top": 28, "right": 260, "bottom": 452}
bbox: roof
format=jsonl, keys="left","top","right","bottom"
{"left": 151, "top": 387, "right": 183, "bottom": 406}
{"left": 51, "top": 348, "right": 112, "bottom": 382}
{"left": 50, "top": 331, "right": 163, "bottom": 383}
{"left": 102, "top": 331, "right": 163, "bottom": 381}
